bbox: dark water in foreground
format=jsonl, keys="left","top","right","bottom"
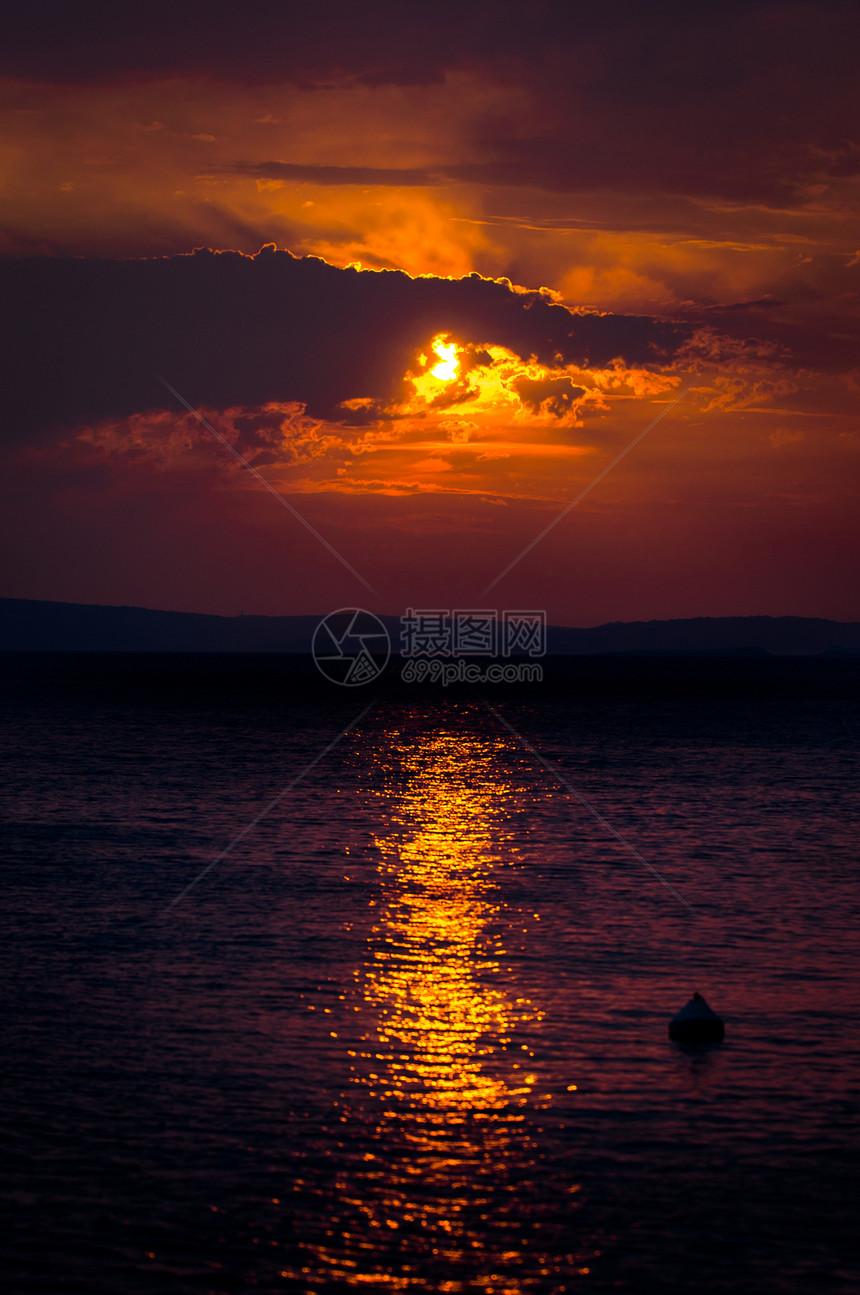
{"left": 1, "top": 655, "right": 859, "bottom": 1294}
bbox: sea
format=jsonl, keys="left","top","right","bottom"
{"left": 1, "top": 653, "right": 858, "bottom": 1295}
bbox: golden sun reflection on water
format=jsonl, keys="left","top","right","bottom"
{"left": 364, "top": 730, "right": 539, "bottom": 1121}
{"left": 305, "top": 722, "right": 558, "bottom": 1294}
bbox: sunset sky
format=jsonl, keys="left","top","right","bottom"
{"left": 2, "top": 0, "right": 858, "bottom": 625}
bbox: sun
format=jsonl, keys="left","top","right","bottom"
{"left": 429, "top": 336, "right": 459, "bottom": 381}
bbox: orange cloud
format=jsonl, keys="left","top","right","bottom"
{"left": 66, "top": 336, "right": 687, "bottom": 509}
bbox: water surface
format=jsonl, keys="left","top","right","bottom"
{"left": 1, "top": 655, "right": 858, "bottom": 1293}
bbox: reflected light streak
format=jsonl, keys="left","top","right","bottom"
{"left": 364, "top": 729, "right": 537, "bottom": 1122}
{"left": 301, "top": 718, "right": 555, "bottom": 1292}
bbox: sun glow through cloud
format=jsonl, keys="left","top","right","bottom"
{"left": 72, "top": 330, "right": 689, "bottom": 513}
{"left": 429, "top": 336, "right": 459, "bottom": 381}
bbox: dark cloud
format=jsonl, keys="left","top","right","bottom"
{"left": 512, "top": 375, "right": 586, "bottom": 417}
{"left": 233, "top": 162, "right": 442, "bottom": 187}
{"left": 0, "top": 247, "right": 690, "bottom": 442}
{"left": 675, "top": 299, "right": 860, "bottom": 375}
{"left": 3, "top": 1, "right": 853, "bottom": 90}
{"left": 0, "top": 0, "right": 542, "bottom": 83}
{"left": 5, "top": 2, "right": 858, "bottom": 212}
{"left": 235, "top": 151, "right": 816, "bottom": 209}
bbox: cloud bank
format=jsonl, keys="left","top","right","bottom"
{"left": 0, "top": 247, "right": 690, "bottom": 442}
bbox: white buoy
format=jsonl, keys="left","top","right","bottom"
{"left": 669, "top": 991, "right": 725, "bottom": 1043}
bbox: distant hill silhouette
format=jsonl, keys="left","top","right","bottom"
{"left": 547, "top": 616, "right": 860, "bottom": 657}
{"left": 2, "top": 598, "right": 859, "bottom": 656}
